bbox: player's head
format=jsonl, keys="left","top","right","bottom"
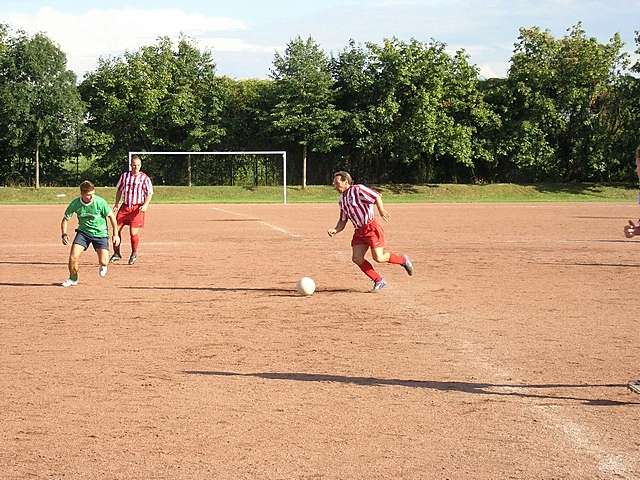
{"left": 333, "top": 171, "right": 352, "bottom": 193}
{"left": 79, "top": 180, "right": 95, "bottom": 203}
{"left": 131, "top": 154, "right": 142, "bottom": 174}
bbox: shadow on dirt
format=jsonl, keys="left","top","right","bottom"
{"left": 183, "top": 370, "right": 640, "bottom": 406}
{"left": 0, "top": 261, "right": 62, "bottom": 265}
{"left": 206, "top": 218, "right": 261, "bottom": 222}
{"left": 130, "top": 286, "right": 361, "bottom": 295}
{"left": 540, "top": 261, "right": 640, "bottom": 268}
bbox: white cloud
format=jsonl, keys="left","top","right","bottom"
{"left": 477, "top": 63, "right": 507, "bottom": 79}
{"left": 2, "top": 6, "right": 278, "bottom": 79}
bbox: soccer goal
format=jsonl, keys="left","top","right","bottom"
{"left": 128, "top": 151, "right": 289, "bottom": 204}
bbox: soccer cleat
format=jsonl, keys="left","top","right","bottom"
{"left": 370, "top": 278, "right": 387, "bottom": 293}
{"left": 128, "top": 254, "right": 137, "bottom": 265}
{"left": 61, "top": 278, "right": 79, "bottom": 288}
{"left": 402, "top": 255, "right": 414, "bottom": 276}
{"left": 629, "top": 380, "right": 640, "bottom": 395}
{"left": 109, "top": 253, "right": 121, "bottom": 263}
{"left": 98, "top": 265, "right": 108, "bottom": 278}
{"left": 624, "top": 221, "right": 635, "bottom": 238}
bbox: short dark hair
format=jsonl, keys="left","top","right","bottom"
{"left": 333, "top": 171, "right": 353, "bottom": 185}
{"left": 79, "top": 180, "right": 95, "bottom": 193}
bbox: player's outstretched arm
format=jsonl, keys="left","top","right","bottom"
{"left": 113, "top": 188, "right": 122, "bottom": 211}
{"left": 61, "top": 218, "right": 70, "bottom": 245}
{"left": 107, "top": 212, "right": 121, "bottom": 247}
{"left": 375, "top": 197, "right": 390, "bottom": 222}
{"left": 140, "top": 192, "right": 153, "bottom": 212}
{"left": 328, "top": 218, "right": 347, "bottom": 237}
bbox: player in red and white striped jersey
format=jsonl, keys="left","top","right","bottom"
{"left": 627, "top": 146, "right": 640, "bottom": 395}
{"left": 327, "top": 171, "right": 413, "bottom": 292}
{"left": 109, "top": 154, "right": 154, "bottom": 265}
{"left": 624, "top": 146, "right": 640, "bottom": 238}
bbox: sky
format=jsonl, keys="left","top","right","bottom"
{"left": 1, "top": 0, "right": 638, "bottom": 81}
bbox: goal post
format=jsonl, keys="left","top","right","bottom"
{"left": 128, "top": 151, "right": 288, "bottom": 204}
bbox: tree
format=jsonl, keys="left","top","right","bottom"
{"left": 600, "top": 30, "right": 640, "bottom": 180}
{"left": 216, "top": 77, "right": 277, "bottom": 151}
{"left": 79, "top": 36, "right": 225, "bottom": 183}
{"left": 270, "top": 36, "right": 344, "bottom": 188}
{"left": 491, "top": 24, "right": 628, "bottom": 181}
{"left": 332, "top": 38, "right": 497, "bottom": 183}
{"left": 0, "top": 28, "right": 84, "bottom": 187}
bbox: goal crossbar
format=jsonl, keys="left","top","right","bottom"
{"left": 129, "top": 151, "right": 288, "bottom": 204}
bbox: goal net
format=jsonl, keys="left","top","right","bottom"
{"left": 128, "top": 151, "right": 288, "bottom": 203}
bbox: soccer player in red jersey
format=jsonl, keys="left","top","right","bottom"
{"left": 626, "top": 146, "right": 640, "bottom": 395}
{"left": 110, "top": 154, "right": 154, "bottom": 265}
{"left": 327, "top": 171, "right": 414, "bottom": 292}
{"left": 624, "top": 146, "right": 640, "bottom": 239}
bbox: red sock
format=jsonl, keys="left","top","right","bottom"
{"left": 388, "top": 253, "right": 404, "bottom": 265}
{"left": 131, "top": 234, "right": 140, "bottom": 252}
{"left": 359, "top": 260, "right": 382, "bottom": 282}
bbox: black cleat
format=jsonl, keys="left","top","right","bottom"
{"left": 128, "top": 254, "right": 137, "bottom": 265}
{"left": 109, "top": 253, "right": 121, "bottom": 263}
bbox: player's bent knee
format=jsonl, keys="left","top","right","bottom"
{"left": 371, "top": 252, "right": 387, "bottom": 263}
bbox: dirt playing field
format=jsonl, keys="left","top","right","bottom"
{"left": 1, "top": 202, "right": 639, "bottom": 479}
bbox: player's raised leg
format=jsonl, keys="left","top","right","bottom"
{"left": 371, "top": 246, "right": 414, "bottom": 276}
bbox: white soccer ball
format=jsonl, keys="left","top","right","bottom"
{"left": 296, "top": 276, "right": 316, "bottom": 296}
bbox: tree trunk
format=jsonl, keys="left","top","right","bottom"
{"left": 302, "top": 143, "right": 307, "bottom": 189}
{"left": 35, "top": 141, "right": 40, "bottom": 189}
{"left": 254, "top": 157, "right": 259, "bottom": 187}
{"left": 187, "top": 154, "right": 192, "bottom": 187}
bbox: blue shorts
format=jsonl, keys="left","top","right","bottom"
{"left": 73, "top": 230, "right": 109, "bottom": 251}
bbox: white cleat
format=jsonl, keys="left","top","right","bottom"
{"left": 99, "top": 265, "right": 108, "bottom": 278}
{"left": 370, "top": 278, "right": 387, "bottom": 292}
{"left": 61, "top": 278, "right": 79, "bottom": 288}
{"left": 402, "top": 255, "right": 414, "bottom": 276}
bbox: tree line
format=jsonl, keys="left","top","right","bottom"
{"left": 0, "top": 22, "right": 638, "bottom": 188}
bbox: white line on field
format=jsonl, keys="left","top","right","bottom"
{"left": 461, "top": 340, "right": 637, "bottom": 479}
{"left": 209, "top": 206, "right": 301, "bottom": 238}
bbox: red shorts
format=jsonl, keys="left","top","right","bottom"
{"left": 116, "top": 204, "right": 145, "bottom": 228}
{"left": 351, "top": 220, "right": 385, "bottom": 248}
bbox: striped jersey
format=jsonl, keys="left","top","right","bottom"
{"left": 116, "top": 171, "right": 153, "bottom": 206}
{"left": 338, "top": 184, "right": 381, "bottom": 229}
